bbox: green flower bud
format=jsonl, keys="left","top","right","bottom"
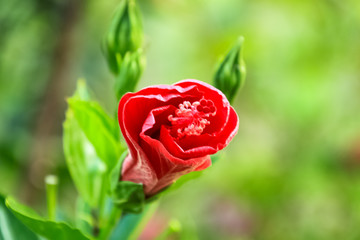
{"left": 115, "top": 49, "right": 145, "bottom": 100}
{"left": 104, "top": 0, "right": 143, "bottom": 75}
{"left": 213, "top": 36, "right": 246, "bottom": 103}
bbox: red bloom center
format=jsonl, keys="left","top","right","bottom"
{"left": 168, "top": 99, "right": 216, "bottom": 138}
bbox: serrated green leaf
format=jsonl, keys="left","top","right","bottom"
{"left": 0, "top": 195, "right": 39, "bottom": 240}
{"left": 112, "top": 181, "right": 145, "bottom": 213}
{"left": 5, "top": 197, "right": 90, "bottom": 240}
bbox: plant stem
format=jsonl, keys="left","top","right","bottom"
{"left": 98, "top": 206, "right": 122, "bottom": 240}
{"left": 45, "top": 175, "right": 58, "bottom": 221}
{"left": 109, "top": 202, "right": 159, "bottom": 240}
{"left": 92, "top": 209, "right": 100, "bottom": 237}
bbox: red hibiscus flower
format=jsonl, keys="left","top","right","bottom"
{"left": 118, "top": 79, "right": 239, "bottom": 196}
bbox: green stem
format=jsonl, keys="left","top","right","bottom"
{"left": 45, "top": 175, "right": 58, "bottom": 221}
{"left": 92, "top": 209, "right": 100, "bottom": 237}
{"left": 109, "top": 202, "right": 159, "bottom": 240}
{"left": 98, "top": 206, "right": 122, "bottom": 240}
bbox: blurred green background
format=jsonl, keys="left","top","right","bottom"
{"left": 1, "top": 0, "right": 360, "bottom": 239}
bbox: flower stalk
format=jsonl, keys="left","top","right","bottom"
{"left": 97, "top": 206, "right": 122, "bottom": 240}
{"left": 109, "top": 202, "right": 159, "bottom": 240}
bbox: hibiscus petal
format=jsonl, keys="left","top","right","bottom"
{"left": 139, "top": 132, "right": 211, "bottom": 195}
{"left": 159, "top": 126, "right": 217, "bottom": 159}
{"left": 174, "top": 79, "right": 231, "bottom": 135}
{"left": 176, "top": 106, "right": 239, "bottom": 151}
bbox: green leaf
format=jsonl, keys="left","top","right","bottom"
{"left": 75, "top": 197, "right": 92, "bottom": 236}
{"left": 67, "top": 99, "right": 121, "bottom": 169}
{"left": 112, "top": 181, "right": 145, "bottom": 213}
{"left": 73, "top": 79, "right": 91, "bottom": 101}
{"left": 0, "top": 195, "right": 39, "bottom": 240}
{"left": 63, "top": 80, "right": 123, "bottom": 207}
{"left": 5, "top": 197, "right": 90, "bottom": 240}
{"left": 63, "top": 109, "right": 108, "bottom": 208}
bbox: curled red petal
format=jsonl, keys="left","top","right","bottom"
{"left": 159, "top": 126, "right": 217, "bottom": 159}
{"left": 139, "top": 132, "right": 211, "bottom": 195}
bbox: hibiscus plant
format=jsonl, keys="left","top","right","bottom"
{"left": 1, "top": 0, "right": 245, "bottom": 239}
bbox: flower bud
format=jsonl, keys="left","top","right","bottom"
{"left": 213, "top": 36, "right": 246, "bottom": 103}
{"left": 104, "top": 0, "right": 143, "bottom": 75}
{"left": 115, "top": 49, "right": 145, "bottom": 100}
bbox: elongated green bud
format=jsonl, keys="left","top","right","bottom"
{"left": 115, "top": 49, "right": 145, "bottom": 100}
{"left": 213, "top": 36, "right": 246, "bottom": 103}
{"left": 104, "top": 0, "right": 143, "bottom": 75}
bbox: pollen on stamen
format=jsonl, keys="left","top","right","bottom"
{"left": 168, "top": 100, "right": 215, "bottom": 138}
